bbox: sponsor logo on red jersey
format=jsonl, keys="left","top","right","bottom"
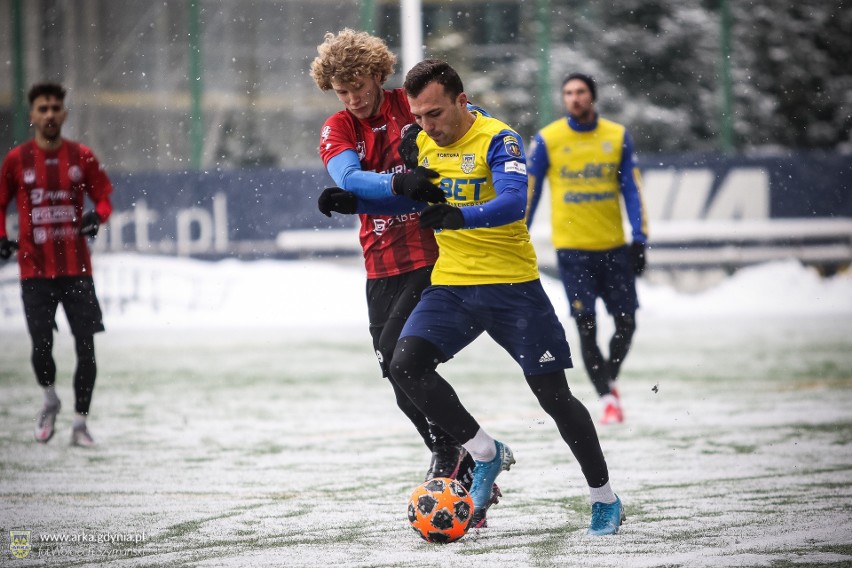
{"left": 32, "top": 205, "right": 76, "bottom": 224}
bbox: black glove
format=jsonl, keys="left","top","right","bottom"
{"left": 398, "top": 123, "right": 422, "bottom": 170}
{"left": 392, "top": 166, "right": 445, "bottom": 203}
{"left": 630, "top": 241, "right": 647, "bottom": 277}
{"left": 79, "top": 210, "right": 101, "bottom": 237}
{"left": 0, "top": 236, "right": 19, "bottom": 260}
{"left": 318, "top": 187, "right": 358, "bottom": 217}
{"left": 419, "top": 204, "right": 464, "bottom": 230}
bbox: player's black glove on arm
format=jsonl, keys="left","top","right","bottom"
{"left": 79, "top": 210, "right": 101, "bottom": 237}
{"left": 392, "top": 166, "right": 445, "bottom": 203}
{"left": 398, "top": 123, "right": 422, "bottom": 170}
{"left": 0, "top": 236, "right": 19, "bottom": 260}
{"left": 419, "top": 204, "right": 464, "bottom": 230}
{"left": 630, "top": 241, "right": 647, "bottom": 277}
{"left": 318, "top": 187, "right": 358, "bottom": 217}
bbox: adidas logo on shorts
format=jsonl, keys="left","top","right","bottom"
{"left": 538, "top": 350, "right": 556, "bottom": 363}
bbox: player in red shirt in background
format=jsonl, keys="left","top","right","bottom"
{"left": 0, "top": 83, "right": 113, "bottom": 447}
{"left": 309, "top": 30, "right": 499, "bottom": 517}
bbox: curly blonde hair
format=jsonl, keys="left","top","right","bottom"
{"left": 310, "top": 28, "right": 397, "bottom": 91}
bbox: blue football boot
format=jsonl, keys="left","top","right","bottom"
{"left": 469, "top": 441, "right": 515, "bottom": 526}
{"left": 587, "top": 495, "right": 625, "bottom": 535}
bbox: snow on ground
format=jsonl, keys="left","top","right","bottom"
{"left": 0, "top": 255, "right": 851, "bottom": 567}
{"left": 2, "top": 255, "right": 851, "bottom": 332}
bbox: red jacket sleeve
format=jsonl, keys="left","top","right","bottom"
{"left": 80, "top": 145, "right": 113, "bottom": 223}
{"left": 0, "top": 152, "right": 16, "bottom": 238}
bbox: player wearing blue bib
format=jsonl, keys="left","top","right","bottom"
{"left": 387, "top": 60, "right": 624, "bottom": 535}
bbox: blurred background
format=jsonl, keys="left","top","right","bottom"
{"left": 0, "top": 0, "right": 850, "bottom": 287}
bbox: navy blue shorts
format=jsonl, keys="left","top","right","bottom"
{"left": 399, "top": 280, "right": 573, "bottom": 375}
{"left": 21, "top": 276, "right": 105, "bottom": 338}
{"left": 556, "top": 246, "right": 638, "bottom": 318}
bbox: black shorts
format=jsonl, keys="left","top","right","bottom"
{"left": 366, "top": 266, "right": 433, "bottom": 331}
{"left": 21, "top": 276, "right": 105, "bottom": 338}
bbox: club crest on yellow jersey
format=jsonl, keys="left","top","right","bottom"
{"left": 461, "top": 154, "right": 475, "bottom": 174}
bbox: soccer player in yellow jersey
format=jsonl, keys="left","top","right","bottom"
{"left": 527, "top": 73, "right": 649, "bottom": 425}
{"left": 387, "top": 60, "right": 624, "bottom": 535}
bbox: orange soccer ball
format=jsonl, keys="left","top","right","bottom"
{"left": 407, "top": 477, "right": 474, "bottom": 543}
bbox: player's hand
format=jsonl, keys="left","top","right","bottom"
{"left": 398, "top": 123, "right": 422, "bottom": 170}
{"left": 79, "top": 210, "right": 101, "bottom": 237}
{"left": 0, "top": 236, "right": 19, "bottom": 260}
{"left": 318, "top": 187, "right": 357, "bottom": 217}
{"left": 392, "top": 167, "right": 445, "bottom": 203}
{"left": 630, "top": 241, "right": 647, "bottom": 277}
{"left": 419, "top": 204, "right": 464, "bottom": 230}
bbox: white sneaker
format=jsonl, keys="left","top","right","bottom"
{"left": 71, "top": 424, "right": 96, "bottom": 447}
{"left": 35, "top": 402, "right": 61, "bottom": 443}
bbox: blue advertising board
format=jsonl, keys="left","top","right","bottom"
{"left": 6, "top": 153, "right": 848, "bottom": 259}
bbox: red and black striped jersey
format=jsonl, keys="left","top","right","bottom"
{"left": 0, "top": 139, "right": 113, "bottom": 280}
{"left": 319, "top": 88, "right": 438, "bottom": 279}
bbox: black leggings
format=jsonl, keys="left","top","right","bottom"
{"left": 31, "top": 332, "right": 97, "bottom": 415}
{"left": 390, "top": 336, "right": 610, "bottom": 488}
{"left": 367, "top": 267, "right": 457, "bottom": 452}
{"left": 371, "top": 313, "right": 436, "bottom": 450}
{"left": 576, "top": 313, "right": 636, "bottom": 397}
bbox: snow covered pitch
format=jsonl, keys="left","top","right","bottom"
{"left": 1, "top": 257, "right": 850, "bottom": 567}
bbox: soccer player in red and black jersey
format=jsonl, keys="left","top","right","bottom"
{"left": 0, "top": 83, "right": 113, "bottom": 447}
{"left": 309, "top": 29, "right": 483, "bottom": 496}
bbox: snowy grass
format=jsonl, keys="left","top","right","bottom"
{"left": 1, "top": 257, "right": 851, "bottom": 567}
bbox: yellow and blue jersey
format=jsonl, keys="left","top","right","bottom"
{"left": 527, "top": 115, "right": 648, "bottom": 251}
{"left": 415, "top": 112, "right": 539, "bottom": 285}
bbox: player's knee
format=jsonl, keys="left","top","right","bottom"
{"left": 614, "top": 313, "right": 636, "bottom": 337}
{"left": 575, "top": 314, "right": 598, "bottom": 342}
{"left": 30, "top": 332, "right": 53, "bottom": 356}
{"left": 389, "top": 337, "right": 418, "bottom": 384}
{"left": 74, "top": 334, "right": 96, "bottom": 359}
{"left": 526, "top": 370, "right": 573, "bottom": 416}
{"left": 389, "top": 336, "right": 440, "bottom": 387}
